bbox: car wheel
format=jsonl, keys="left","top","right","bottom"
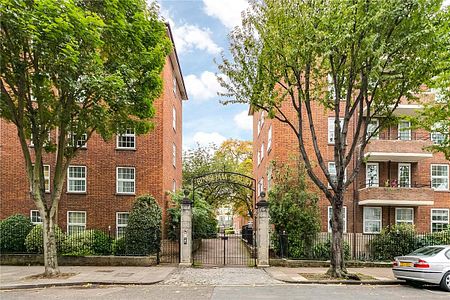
{"left": 440, "top": 272, "right": 450, "bottom": 292}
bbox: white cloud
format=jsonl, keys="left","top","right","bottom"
{"left": 185, "top": 71, "right": 225, "bottom": 101}
{"left": 203, "top": 0, "right": 249, "bottom": 29}
{"left": 173, "top": 24, "right": 221, "bottom": 55}
{"left": 193, "top": 131, "right": 227, "bottom": 147}
{"left": 234, "top": 110, "right": 252, "bottom": 131}
{"left": 444, "top": 0, "right": 450, "bottom": 7}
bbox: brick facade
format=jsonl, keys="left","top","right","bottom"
{"left": 252, "top": 93, "right": 449, "bottom": 234}
{"left": 0, "top": 25, "right": 187, "bottom": 237}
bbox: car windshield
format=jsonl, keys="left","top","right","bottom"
{"left": 409, "top": 246, "right": 445, "bottom": 256}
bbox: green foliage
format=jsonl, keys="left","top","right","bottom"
{"left": 112, "top": 238, "right": 126, "bottom": 256}
{"left": 0, "top": 214, "right": 33, "bottom": 253}
{"left": 371, "top": 224, "right": 417, "bottom": 261}
{"left": 167, "top": 191, "right": 218, "bottom": 240}
{"left": 125, "top": 195, "right": 162, "bottom": 255}
{"left": 224, "top": 229, "right": 235, "bottom": 234}
{"left": 25, "top": 225, "right": 65, "bottom": 254}
{"left": 310, "top": 240, "right": 351, "bottom": 261}
{"left": 183, "top": 140, "right": 254, "bottom": 218}
{"left": 62, "top": 230, "right": 112, "bottom": 256}
{"left": 269, "top": 160, "right": 321, "bottom": 256}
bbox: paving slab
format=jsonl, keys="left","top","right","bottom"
{"left": 0, "top": 265, "right": 175, "bottom": 290}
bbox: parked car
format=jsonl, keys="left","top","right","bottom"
{"left": 392, "top": 245, "right": 450, "bottom": 291}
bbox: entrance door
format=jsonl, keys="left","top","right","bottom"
{"left": 192, "top": 229, "right": 256, "bottom": 266}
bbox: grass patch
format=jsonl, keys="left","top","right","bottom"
{"left": 298, "top": 272, "right": 376, "bottom": 281}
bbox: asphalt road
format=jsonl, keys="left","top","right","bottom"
{"left": 1, "top": 284, "right": 449, "bottom": 300}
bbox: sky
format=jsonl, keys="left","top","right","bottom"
{"left": 158, "top": 0, "right": 450, "bottom": 151}
{"left": 158, "top": 0, "right": 253, "bottom": 151}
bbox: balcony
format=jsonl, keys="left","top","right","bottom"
{"left": 364, "top": 132, "right": 433, "bottom": 162}
{"left": 358, "top": 182, "right": 435, "bottom": 206}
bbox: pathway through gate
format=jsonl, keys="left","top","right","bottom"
{"left": 192, "top": 232, "right": 255, "bottom": 266}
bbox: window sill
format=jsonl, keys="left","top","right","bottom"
{"left": 116, "top": 193, "right": 135, "bottom": 196}
{"left": 115, "top": 147, "right": 136, "bottom": 151}
{"left": 66, "top": 192, "right": 87, "bottom": 195}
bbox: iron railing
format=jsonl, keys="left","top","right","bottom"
{"left": 0, "top": 225, "right": 180, "bottom": 263}
{"left": 270, "top": 229, "right": 450, "bottom": 262}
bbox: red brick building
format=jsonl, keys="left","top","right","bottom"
{"left": 252, "top": 91, "right": 449, "bottom": 234}
{"left": 0, "top": 25, "right": 187, "bottom": 237}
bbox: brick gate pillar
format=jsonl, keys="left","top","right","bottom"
{"left": 179, "top": 190, "right": 192, "bottom": 266}
{"left": 256, "top": 191, "right": 270, "bottom": 267}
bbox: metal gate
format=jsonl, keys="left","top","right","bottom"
{"left": 192, "top": 230, "right": 256, "bottom": 266}
{"left": 159, "top": 226, "right": 180, "bottom": 264}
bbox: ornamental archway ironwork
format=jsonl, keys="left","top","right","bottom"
{"left": 191, "top": 171, "right": 256, "bottom": 266}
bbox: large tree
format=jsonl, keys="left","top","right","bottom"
{"left": 0, "top": 0, "right": 171, "bottom": 276}
{"left": 218, "top": 0, "right": 449, "bottom": 277}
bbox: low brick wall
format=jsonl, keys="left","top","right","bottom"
{"left": 0, "top": 254, "right": 157, "bottom": 266}
{"left": 270, "top": 259, "right": 391, "bottom": 268}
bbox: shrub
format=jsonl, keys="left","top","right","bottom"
{"left": 225, "top": 229, "right": 235, "bottom": 234}
{"left": 62, "top": 230, "right": 112, "bottom": 256}
{"left": 310, "top": 239, "right": 351, "bottom": 261}
{"left": 0, "top": 214, "right": 33, "bottom": 253}
{"left": 370, "top": 224, "right": 419, "bottom": 261}
{"left": 112, "top": 238, "right": 126, "bottom": 255}
{"left": 25, "top": 225, "right": 65, "bottom": 253}
{"left": 125, "top": 195, "right": 162, "bottom": 255}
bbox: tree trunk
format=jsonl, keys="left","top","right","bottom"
{"left": 326, "top": 196, "right": 347, "bottom": 278}
{"left": 42, "top": 209, "right": 60, "bottom": 276}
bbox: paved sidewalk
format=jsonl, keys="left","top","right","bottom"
{"left": 0, "top": 265, "right": 175, "bottom": 290}
{"left": 265, "top": 267, "right": 402, "bottom": 284}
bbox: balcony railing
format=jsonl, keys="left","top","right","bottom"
{"left": 372, "top": 132, "right": 431, "bottom": 141}
{"left": 361, "top": 179, "right": 431, "bottom": 189}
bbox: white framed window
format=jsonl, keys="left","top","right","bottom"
{"left": 431, "top": 122, "right": 447, "bottom": 145}
{"left": 260, "top": 143, "right": 265, "bottom": 161}
{"left": 327, "top": 206, "right": 347, "bottom": 233}
{"left": 67, "top": 211, "right": 86, "bottom": 235}
{"left": 173, "top": 75, "right": 177, "bottom": 95}
{"left": 363, "top": 207, "right": 382, "bottom": 234}
{"left": 70, "top": 132, "right": 87, "bottom": 148}
{"left": 172, "top": 180, "right": 176, "bottom": 193}
{"left": 116, "top": 129, "right": 135, "bottom": 149}
{"left": 398, "top": 163, "right": 411, "bottom": 188}
{"left": 116, "top": 212, "right": 129, "bottom": 239}
{"left": 258, "top": 178, "right": 264, "bottom": 196}
{"left": 43, "top": 165, "right": 50, "bottom": 192}
{"left": 366, "top": 163, "right": 379, "bottom": 187}
{"left": 431, "top": 209, "right": 449, "bottom": 232}
{"left": 30, "top": 210, "right": 42, "bottom": 225}
{"left": 267, "top": 166, "right": 272, "bottom": 191}
{"left": 30, "top": 131, "right": 51, "bottom": 147}
{"left": 172, "top": 106, "right": 176, "bottom": 131}
{"left": 67, "top": 165, "right": 86, "bottom": 193}
{"left": 257, "top": 118, "right": 261, "bottom": 136}
{"left": 431, "top": 88, "right": 447, "bottom": 103}
{"left": 328, "top": 117, "right": 344, "bottom": 144}
{"left": 367, "top": 118, "right": 379, "bottom": 140}
{"left": 431, "top": 164, "right": 449, "bottom": 190}
{"left": 261, "top": 111, "right": 265, "bottom": 127}
{"left": 398, "top": 121, "right": 411, "bottom": 140}
{"left": 328, "top": 162, "right": 346, "bottom": 187}
{"left": 257, "top": 150, "right": 261, "bottom": 166}
{"left": 116, "top": 167, "right": 135, "bottom": 194}
{"left": 395, "top": 208, "right": 414, "bottom": 225}
{"left": 267, "top": 125, "right": 272, "bottom": 152}
{"left": 172, "top": 143, "right": 176, "bottom": 167}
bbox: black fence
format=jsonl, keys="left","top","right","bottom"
{"left": 241, "top": 224, "right": 253, "bottom": 245}
{"left": 0, "top": 225, "right": 179, "bottom": 264}
{"left": 271, "top": 230, "right": 450, "bottom": 262}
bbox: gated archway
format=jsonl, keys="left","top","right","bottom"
{"left": 190, "top": 171, "right": 257, "bottom": 266}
